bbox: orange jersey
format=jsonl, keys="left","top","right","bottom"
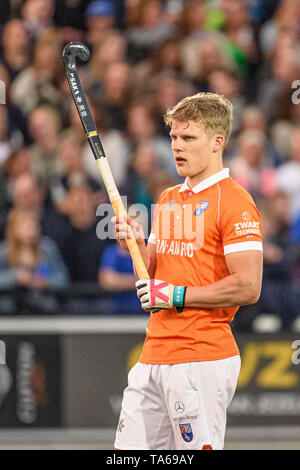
{"left": 139, "top": 168, "right": 263, "bottom": 364}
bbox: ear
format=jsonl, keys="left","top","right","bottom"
{"left": 212, "top": 134, "right": 225, "bottom": 153}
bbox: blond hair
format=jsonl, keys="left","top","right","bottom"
{"left": 164, "top": 92, "right": 233, "bottom": 146}
{"left": 6, "top": 209, "right": 40, "bottom": 267}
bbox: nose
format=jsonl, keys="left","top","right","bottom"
{"left": 172, "top": 138, "right": 183, "bottom": 153}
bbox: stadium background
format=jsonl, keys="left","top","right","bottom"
{"left": 0, "top": 0, "right": 300, "bottom": 450}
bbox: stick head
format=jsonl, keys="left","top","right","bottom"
{"left": 62, "top": 42, "right": 90, "bottom": 70}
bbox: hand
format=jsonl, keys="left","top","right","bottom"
{"left": 136, "top": 280, "right": 187, "bottom": 312}
{"left": 30, "top": 276, "right": 48, "bottom": 289}
{"left": 111, "top": 215, "right": 145, "bottom": 252}
{"left": 16, "top": 268, "right": 33, "bottom": 287}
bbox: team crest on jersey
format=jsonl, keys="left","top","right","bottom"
{"left": 194, "top": 201, "right": 210, "bottom": 216}
{"left": 179, "top": 423, "right": 193, "bottom": 442}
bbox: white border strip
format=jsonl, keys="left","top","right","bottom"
{"left": 224, "top": 241, "right": 263, "bottom": 255}
{"left": 0, "top": 316, "right": 148, "bottom": 334}
{"left": 0, "top": 426, "right": 299, "bottom": 443}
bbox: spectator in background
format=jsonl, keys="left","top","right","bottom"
{"left": 132, "top": 37, "right": 184, "bottom": 99}
{"left": 98, "top": 242, "right": 145, "bottom": 315}
{"left": 53, "top": 0, "right": 89, "bottom": 41}
{"left": 121, "top": 140, "right": 158, "bottom": 210}
{"left": 52, "top": 127, "right": 105, "bottom": 213}
{"left": 21, "top": 0, "right": 55, "bottom": 41}
{"left": 153, "top": 75, "right": 193, "bottom": 137}
{"left": 276, "top": 126, "right": 300, "bottom": 219}
{"left": 10, "top": 28, "right": 64, "bottom": 116}
{"left": 80, "top": 30, "right": 127, "bottom": 91}
{"left": 184, "top": 37, "right": 234, "bottom": 93}
{"left": 0, "top": 105, "right": 13, "bottom": 167}
{"left": 229, "top": 130, "right": 277, "bottom": 203}
{"left": 0, "top": 172, "right": 69, "bottom": 256}
{"left": 125, "top": 102, "right": 175, "bottom": 178}
{"left": 76, "top": 99, "right": 129, "bottom": 189}
{"left": 208, "top": 68, "right": 245, "bottom": 138}
{"left": 62, "top": 184, "right": 110, "bottom": 283}
{"left": 218, "top": 0, "right": 258, "bottom": 76}
{"left": 0, "top": 19, "right": 31, "bottom": 82}
{"left": 4, "top": 173, "right": 45, "bottom": 219}
{"left": 84, "top": 0, "right": 117, "bottom": 48}
{"left": 270, "top": 190, "right": 292, "bottom": 247}
{"left": 239, "top": 105, "right": 283, "bottom": 167}
{"left": 258, "top": 201, "right": 294, "bottom": 328}
{"left": 1, "top": 149, "right": 32, "bottom": 216}
{"left": 0, "top": 104, "right": 10, "bottom": 212}
{"left": 0, "top": 207, "right": 68, "bottom": 288}
{"left": 89, "top": 61, "right": 133, "bottom": 131}
{"left": 27, "top": 104, "right": 62, "bottom": 194}
{"left": 127, "top": 0, "right": 177, "bottom": 63}
{"left": 259, "top": 0, "right": 300, "bottom": 58}
{"left": 178, "top": 0, "right": 207, "bottom": 38}
{"left": 0, "top": 64, "right": 31, "bottom": 150}
{"left": 3, "top": 147, "right": 31, "bottom": 193}
{"left": 178, "top": 1, "right": 235, "bottom": 82}
{"left": 256, "top": 35, "right": 300, "bottom": 124}
{"left": 0, "top": 208, "right": 69, "bottom": 314}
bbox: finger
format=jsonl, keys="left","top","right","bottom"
{"left": 140, "top": 299, "right": 151, "bottom": 310}
{"left": 126, "top": 215, "right": 136, "bottom": 225}
{"left": 112, "top": 216, "right": 125, "bottom": 224}
{"left": 136, "top": 280, "right": 148, "bottom": 289}
{"left": 115, "top": 222, "right": 132, "bottom": 236}
{"left": 136, "top": 286, "right": 149, "bottom": 299}
{"left": 117, "top": 230, "right": 132, "bottom": 240}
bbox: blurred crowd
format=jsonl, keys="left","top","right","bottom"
{"left": 0, "top": 0, "right": 300, "bottom": 329}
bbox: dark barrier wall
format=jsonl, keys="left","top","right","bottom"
{"left": 0, "top": 335, "right": 60, "bottom": 427}
{"left": 0, "top": 317, "right": 300, "bottom": 428}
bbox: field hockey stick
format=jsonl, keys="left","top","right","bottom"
{"left": 62, "top": 42, "right": 149, "bottom": 281}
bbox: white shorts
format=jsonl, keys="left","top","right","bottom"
{"left": 114, "top": 356, "right": 241, "bottom": 450}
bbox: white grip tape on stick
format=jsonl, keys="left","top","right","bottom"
{"left": 96, "top": 158, "right": 149, "bottom": 280}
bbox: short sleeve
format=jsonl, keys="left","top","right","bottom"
{"left": 219, "top": 188, "right": 263, "bottom": 256}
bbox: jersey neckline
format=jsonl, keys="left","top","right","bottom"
{"left": 179, "top": 168, "right": 230, "bottom": 194}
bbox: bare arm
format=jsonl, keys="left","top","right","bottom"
{"left": 184, "top": 250, "right": 263, "bottom": 308}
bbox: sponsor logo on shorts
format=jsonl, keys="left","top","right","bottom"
{"left": 173, "top": 414, "right": 197, "bottom": 422}
{"left": 174, "top": 401, "right": 185, "bottom": 413}
{"left": 179, "top": 423, "right": 193, "bottom": 442}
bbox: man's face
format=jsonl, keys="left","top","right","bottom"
{"left": 170, "top": 119, "right": 216, "bottom": 179}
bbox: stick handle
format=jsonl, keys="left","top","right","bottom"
{"left": 62, "top": 42, "right": 149, "bottom": 281}
{"left": 96, "top": 158, "right": 150, "bottom": 280}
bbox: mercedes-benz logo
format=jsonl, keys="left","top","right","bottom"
{"left": 175, "top": 401, "right": 185, "bottom": 413}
